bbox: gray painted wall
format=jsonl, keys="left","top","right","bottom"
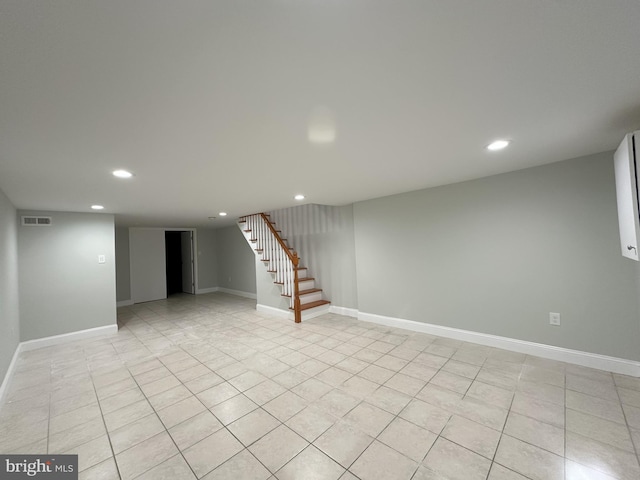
{"left": 0, "top": 189, "right": 20, "bottom": 386}
{"left": 255, "top": 254, "right": 290, "bottom": 310}
{"left": 196, "top": 228, "right": 219, "bottom": 291}
{"left": 114, "top": 227, "right": 220, "bottom": 300}
{"left": 217, "top": 226, "right": 256, "bottom": 295}
{"left": 129, "top": 228, "right": 166, "bottom": 303}
{"left": 18, "top": 211, "right": 117, "bottom": 341}
{"left": 354, "top": 152, "right": 640, "bottom": 361}
{"left": 269, "top": 204, "right": 358, "bottom": 309}
{"left": 115, "top": 226, "right": 131, "bottom": 302}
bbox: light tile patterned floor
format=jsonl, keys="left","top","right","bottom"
{"left": 1, "top": 292, "right": 640, "bottom": 480}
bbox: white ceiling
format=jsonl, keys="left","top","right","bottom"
{"left": 1, "top": 0, "right": 640, "bottom": 228}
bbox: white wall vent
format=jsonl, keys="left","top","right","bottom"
{"left": 21, "top": 216, "right": 52, "bottom": 226}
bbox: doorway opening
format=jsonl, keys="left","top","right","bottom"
{"left": 165, "top": 231, "right": 195, "bottom": 296}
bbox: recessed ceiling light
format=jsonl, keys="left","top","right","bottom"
{"left": 294, "top": 194, "right": 305, "bottom": 201}
{"left": 208, "top": 217, "right": 216, "bottom": 220}
{"left": 112, "top": 169, "right": 133, "bottom": 178}
{"left": 91, "top": 205, "right": 104, "bottom": 210}
{"left": 219, "top": 212, "right": 227, "bottom": 216}
{"left": 487, "top": 140, "right": 510, "bottom": 151}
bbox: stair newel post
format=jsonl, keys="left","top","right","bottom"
{"left": 293, "top": 252, "right": 301, "bottom": 324}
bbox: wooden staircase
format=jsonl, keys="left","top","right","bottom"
{"left": 239, "top": 213, "right": 330, "bottom": 322}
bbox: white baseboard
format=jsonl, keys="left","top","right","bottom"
{"left": 0, "top": 343, "right": 22, "bottom": 406}
{"left": 257, "top": 303, "right": 332, "bottom": 322}
{"left": 218, "top": 288, "right": 257, "bottom": 300}
{"left": 359, "top": 311, "right": 640, "bottom": 377}
{"left": 256, "top": 304, "right": 290, "bottom": 318}
{"left": 1, "top": 323, "right": 119, "bottom": 406}
{"left": 329, "top": 306, "right": 358, "bottom": 318}
{"left": 20, "top": 324, "right": 119, "bottom": 353}
{"left": 122, "top": 288, "right": 252, "bottom": 300}
{"left": 302, "top": 304, "right": 332, "bottom": 321}
{"left": 196, "top": 287, "right": 219, "bottom": 294}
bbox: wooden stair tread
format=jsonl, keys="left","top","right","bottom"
{"left": 298, "top": 277, "right": 314, "bottom": 282}
{"left": 263, "top": 264, "right": 306, "bottom": 269}
{"left": 281, "top": 288, "right": 323, "bottom": 298}
{"left": 274, "top": 277, "right": 314, "bottom": 285}
{"left": 299, "top": 288, "right": 322, "bottom": 295}
{"left": 290, "top": 300, "right": 331, "bottom": 311}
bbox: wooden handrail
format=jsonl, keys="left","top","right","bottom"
{"left": 259, "top": 213, "right": 297, "bottom": 264}
{"left": 258, "top": 213, "right": 302, "bottom": 323}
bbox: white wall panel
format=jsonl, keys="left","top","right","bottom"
{"left": 130, "top": 228, "right": 166, "bottom": 303}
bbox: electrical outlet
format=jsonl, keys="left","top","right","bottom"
{"left": 98, "top": 254, "right": 106, "bottom": 264}
{"left": 549, "top": 312, "right": 561, "bottom": 326}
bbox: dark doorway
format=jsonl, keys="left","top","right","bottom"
{"left": 165, "top": 231, "right": 183, "bottom": 296}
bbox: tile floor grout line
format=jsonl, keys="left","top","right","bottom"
{"left": 411, "top": 350, "right": 499, "bottom": 480}
{"left": 613, "top": 369, "right": 640, "bottom": 464}
{"left": 335, "top": 337, "right": 465, "bottom": 479}
{"left": 125, "top": 330, "right": 281, "bottom": 479}
{"left": 124, "top": 324, "right": 202, "bottom": 480}
{"left": 88, "top": 365, "right": 124, "bottom": 480}
{"left": 4, "top": 293, "right": 639, "bottom": 480}
{"left": 485, "top": 357, "right": 533, "bottom": 480}
{"left": 45, "top": 361, "right": 52, "bottom": 456}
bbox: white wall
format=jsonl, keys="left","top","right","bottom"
{"left": 354, "top": 152, "right": 640, "bottom": 361}
{"left": 18, "top": 211, "right": 117, "bottom": 341}
{"left": 196, "top": 228, "right": 219, "bottom": 291}
{"left": 217, "top": 225, "right": 256, "bottom": 295}
{"left": 129, "top": 228, "right": 167, "bottom": 303}
{"left": 0, "top": 189, "right": 20, "bottom": 385}
{"left": 269, "top": 204, "right": 358, "bottom": 309}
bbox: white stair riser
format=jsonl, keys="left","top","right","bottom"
{"left": 299, "top": 291, "right": 323, "bottom": 304}
{"left": 298, "top": 279, "right": 315, "bottom": 290}
{"left": 299, "top": 303, "right": 331, "bottom": 321}
{"left": 262, "top": 262, "right": 306, "bottom": 275}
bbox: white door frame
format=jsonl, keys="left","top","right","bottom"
{"left": 164, "top": 227, "right": 199, "bottom": 295}
{"left": 180, "top": 231, "right": 195, "bottom": 294}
